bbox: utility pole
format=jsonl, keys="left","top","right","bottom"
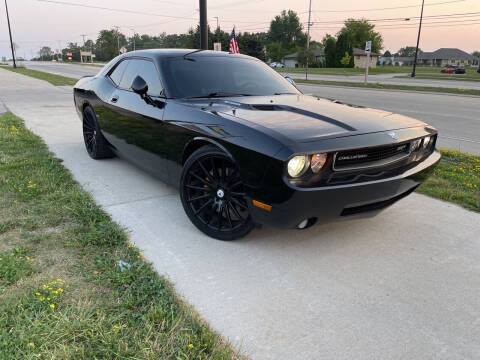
{"left": 114, "top": 26, "right": 120, "bottom": 54}
{"left": 130, "top": 28, "right": 136, "bottom": 51}
{"left": 199, "top": 0, "right": 208, "bottom": 50}
{"left": 214, "top": 16, "right": 219, "bottom": 30}
{"left": 80, "top": 34, "right": 86, "bottom": 46}
{"left": 305, "top": 0, "right": 312, "bottom": 80}
{"left": 4, "top": 0, "right": 16, "bottom": 68}
{"left": 411, "top": 0, "right": 425, "bottom": 78}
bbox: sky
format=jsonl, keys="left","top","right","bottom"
{"left": 1, "top": 0, "right": 479, "bottom": 59}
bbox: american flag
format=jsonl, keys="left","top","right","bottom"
{"left": 229, "top": 26, "right": 239, "bottom": 54}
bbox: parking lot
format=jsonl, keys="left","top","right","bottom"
{"left": 1, "top": 67, "right": 479, "bottom": 359}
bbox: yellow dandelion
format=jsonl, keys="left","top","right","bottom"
{"left": 35, "top": 292, "right": 41, "bottom": 296}
{"left": 47, "top": 297, "right": 51, "bottom": 301}
{"left": 53, "top": 291, "right": 58, "bottom": 295}
{"left": 58, "top": 288, "right": 63, "bottom": 292}
{"left": 39, "top": 297, "right": 45, "bottom": 301}
{"left": 112, "top": 325, "right": 120, "bottom": 332}
{"left": 50, "top": 304, "right": 55, "bottom": 309}
{"left": 93, "top": 270, "right": 99, "bottom": 275}
{"left": 128, "top": 243, "right": 135, "bottom": 248}
{"left": 26, "top": 256, "right": 31, "bottom": 261}
{"left": 57, "top": 278, "right": 62, "bottom": 282}
{"left": 188, "top": 344, "right": 194, "bottom": 349}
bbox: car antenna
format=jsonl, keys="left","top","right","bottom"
{"left": 183, "top": 49, "right": 204, "bottom": 61}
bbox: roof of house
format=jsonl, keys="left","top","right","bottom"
{"left": 353, "top": 48, "right": 381, "bottom": 56}
{"left": 418, "top": 48, "right": 477, "bottom": 60}
{"left": 283, "top": 49, "right": 325, "bottom": 59}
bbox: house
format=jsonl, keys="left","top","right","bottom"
{"left": 353, "top": 48, "right": 381, "bottom": 68}
{"left": 392, "top": 56, "right": 415, "bottom": 66}
{"left": 417, "top": 48, "right": 479, "bottom": 66}
{"left": 282, "top": 49, "right": 325, "bottom": 68}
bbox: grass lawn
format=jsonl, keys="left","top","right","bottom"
{"left": 0, "top": 112, "right": 242, "bottom": 359}
{"left": 0, "top": 65, "right": 77, "bottom": 86}
{"left": 417, "top": 149, "right": 480, "bottom": 213}
{"left": 295, "top": 79, "right": 480, "bottom": 96}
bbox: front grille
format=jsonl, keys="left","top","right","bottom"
{"left": 333, "top": 142, "right": 410, "bottom": 171}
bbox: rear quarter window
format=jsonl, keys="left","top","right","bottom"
{"left": 109, "top": 60, "right": 129, "bottom": 86}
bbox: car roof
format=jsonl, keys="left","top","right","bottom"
{"left": 121, "top": 49, "right": 254, "bottom": 61}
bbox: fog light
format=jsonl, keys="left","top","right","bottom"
{"left": 311, "top": 153, "right": 327, "bottom": 173}
{"left": 287, "top": 155, "right": 309, "bottom": 177}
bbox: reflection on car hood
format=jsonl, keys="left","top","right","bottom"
{"left": 184, "top": 94, "right": 425, "bottom": 143}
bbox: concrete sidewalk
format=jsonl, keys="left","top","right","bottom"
{"left": 1, "top": 68, "right": 479, "bottom": 360}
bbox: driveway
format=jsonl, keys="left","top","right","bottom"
{"left": 1, "top": 68, "right": 479, "bottom": 360}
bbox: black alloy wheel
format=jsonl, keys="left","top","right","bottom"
{"left": 82, "top": 106, "right": 114, "bottom": 159}
{"left": 180, "top": 145, "right": 254, "bottom": 240}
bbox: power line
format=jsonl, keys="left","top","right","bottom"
{"left": 299, "top": 0, "right": 466, "bottom": 14}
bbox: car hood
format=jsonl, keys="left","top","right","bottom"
{"left": 188, "top": 94, "right": 425, "bottom": 144}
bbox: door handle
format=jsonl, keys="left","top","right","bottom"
{"left": 111, "top": 95, "right": 119, "bottom": 103}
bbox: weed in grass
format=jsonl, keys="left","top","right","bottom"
{"left": 0, "top": 246, "right": 35, "bottom": 286}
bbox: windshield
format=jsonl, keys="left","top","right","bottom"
{"left": 163, "top": 56, "right": 300, "bottom": 98}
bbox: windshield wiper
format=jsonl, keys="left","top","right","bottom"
{"left": 187, "top": 92, "right": 253, "bottom": 99}
{"left": 274, "top": 92, "right": 297, "bottom": 95}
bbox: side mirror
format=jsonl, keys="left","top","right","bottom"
{"left": 285, "top": 76, "right": 295, "bottom": 86}
{"left": 131, "top": 76, "right": 148, "bottom": 96}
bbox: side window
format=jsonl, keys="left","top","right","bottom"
{"left": 119, "top": 59, "right": 162, "bottom": 96}
{"left": 109, "top": 60, "right": 129, "bottom": 86}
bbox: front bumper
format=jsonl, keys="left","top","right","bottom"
{"left": 249, "top": 150, "right": 441, "bottom": 229}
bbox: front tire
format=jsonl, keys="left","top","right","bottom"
{"left": 82, "top": 106, "right": 114, "bottom": 160}
{"left": 180, "top": 145, "right": 254, "bottom": 240}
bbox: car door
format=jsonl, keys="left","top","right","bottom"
{"left": 102, "top": 58, "right": 170, "bottom": 182}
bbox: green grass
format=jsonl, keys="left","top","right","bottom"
{"left": 417, "top": 149, "right": 480, "bottom": 213}
{"left": 0, "top": 112, "right": 242, "bottom": 359}
{"left": 294, "top": 79, "right": 480, "bottom": 96}
{"left": 0, "top": 65, "right": 77, "bottom": 86}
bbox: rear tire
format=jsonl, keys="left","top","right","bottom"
{"left": 180, "top": 145, "right": 254, "bottom": 240}
{"left": 82, "top": 106, "right": 114, "bottom": 160}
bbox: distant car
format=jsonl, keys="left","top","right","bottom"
{"left": 269, "top": 62, "right": 285, "bottom": 68}
{"left": 441, "top": 65, "right": 465, "bottom": 74}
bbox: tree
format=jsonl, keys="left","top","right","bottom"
{"left": 384, "top": 50, "right": 392, "bottom": 57}
{"left": 238, "top": 32, "right": 266, "bottom": 61}
{"left": 335, "top": 32, "right": 353, "bottom": 68}
{"left": 337, "top": 18, "right": 383, "bottom": 53}
{"left": 396, "top": 46, "right": 422, "bottom": 57}
{"left": 267, "top": 41, "right": 285, "bottom": 62}
{"left": 267, "top": 10, "right": 306, "bottom": 51}
{"left": 323, "top": 36, "right": 336, "bottom": 68}
{"left": 297, "top": 49, "right": 315, "bottom": 67}
{"left": 39, "top": 46, "right": 53, "bottom": 60}
{"left": 95, "top": 29, "right": 127, "bottom": 61}
{"left": 340, "top": 52, "right": 351, "bottom": 68}
{"left": 472, "top": 51, "right": 480, "bottom": 58}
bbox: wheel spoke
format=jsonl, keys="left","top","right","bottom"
{"left": 185, "top": 184, "right": 210, "bottom": 192}
{"left": 194, "top": 198, "right": 213, "bottom": 215}
{"left": 231, "top": 197, "right": 248, "bottom": 210}
{"left": 225, "top": 204, "right": 233, "bottom": 229}
{"left": 230, "top": 191, "right": 246, "bottom": 196}
{"left": 228, "top": 201, "right": 242, "bottom": 220}
{"left": 188, "top": 171, "right": 211, "bottom": 186}
{"left": 187, "top": 194, "right": 211, "bottom": 203}
{"left": 198, "top": 160, "right": 215, "bottom": 183}
{"left": 229, "top": 180, "right": 243, "bottom": 189}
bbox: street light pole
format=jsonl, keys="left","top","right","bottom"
{"left": 305, "top": 0, "right": 312, "bottom": 80}
{"left": 4, "top": 0, "right": 16, "bottom": 68}
{"left": 199, "top": 0, "right": 208, "bottom": 50}
{"left": 130, "top": 28, "right": 136, "bottom": 51}
{"left": 411, "top": 0, "right": 425, "bottom": 78}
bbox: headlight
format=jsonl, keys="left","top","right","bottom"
{"left": 423, "top": 136, "right": 431, "bottom": 149}
{"left": 311, "top": 153, "right": 327, "bottom": 173}
{"left": 287, "top": 155, "right": 309, "bottom": 177}
{"left": 411, "top": 138, "right": 422, "bottom": 152}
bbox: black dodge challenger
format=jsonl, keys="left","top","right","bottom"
{"left": 74, "top": 49, "right": 440, "bottom": 240}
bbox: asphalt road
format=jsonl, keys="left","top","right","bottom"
{"left": 1, "top": 67, "right": 480, "bottom": 360}
{"left": 282, "top": 71, "right": 480, "bottom": 90}
{"left": 19, "top": 60, "right": 100, "bottom": 79}
{"left": 297, "top": 83, "right": 480, "bottom": 155}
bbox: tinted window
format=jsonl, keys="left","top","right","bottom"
{"left": 109, "top": 60, "right": 128, "bottom": 86}
{"left": 119, "top": 59, "right": 162, "bottom": 96}
{"left": 163, "top": 56, "right": 299, "bottom": 98}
